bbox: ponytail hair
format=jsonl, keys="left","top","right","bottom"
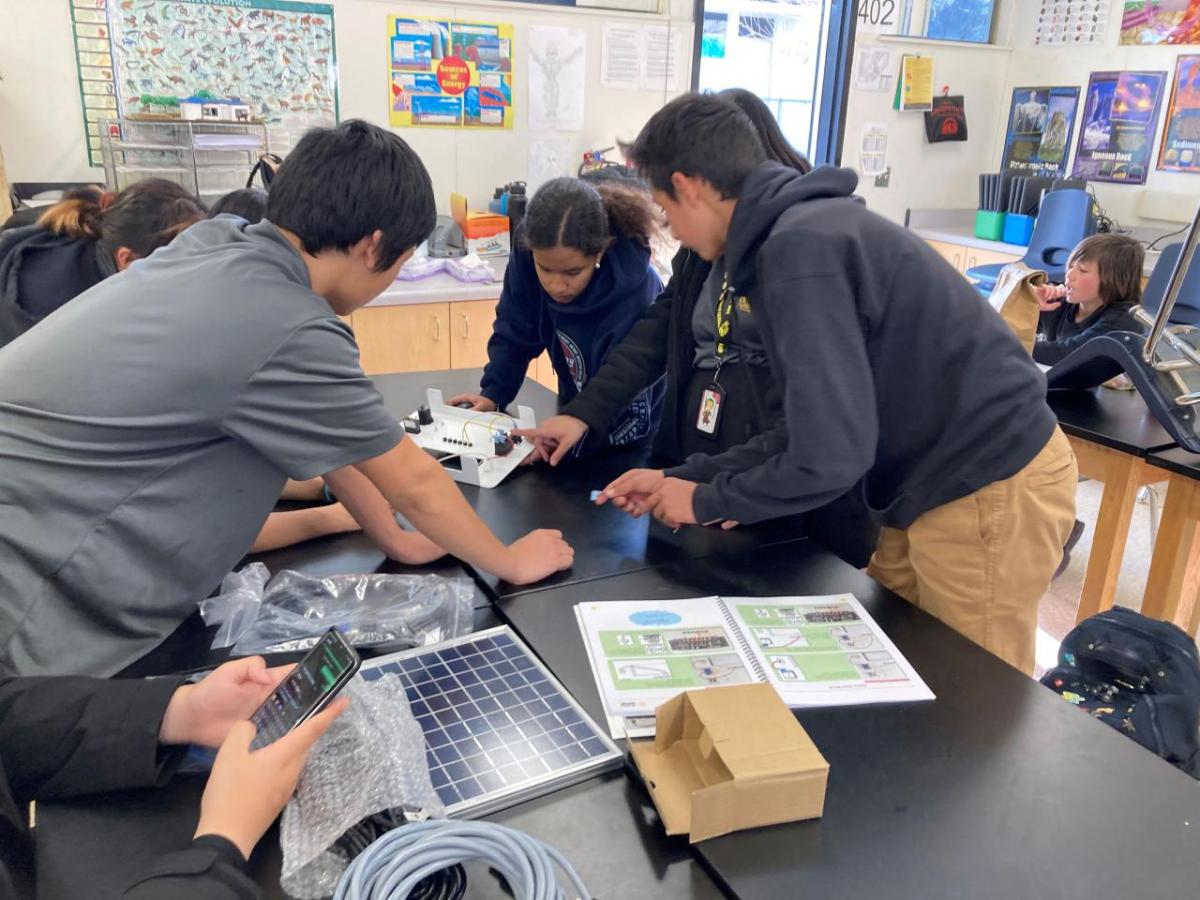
{"left": 718, "top": 88, "right": 812, "bottom": 175}
{"left": 522, "top": 176, "right": 661, "bottom": 256}
{"left": 38, "top": 178, "right": 207, "bottom": 262}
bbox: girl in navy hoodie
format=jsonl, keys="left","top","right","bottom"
{"left": 450, "top": 176, "right": 664, "bottom": 457}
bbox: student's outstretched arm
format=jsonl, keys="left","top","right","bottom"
{"left": 316, "top": 465, "right": 444, "bottom": 564}
{"left": 474, "top": 256, "right": 544, "bottom": 410}
{"left": 345, "top": 438, "right": 574, "bottom": 584}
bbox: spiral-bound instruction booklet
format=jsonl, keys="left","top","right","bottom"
{"left": 576, "top": 595, "right": 934, "bottom": 738}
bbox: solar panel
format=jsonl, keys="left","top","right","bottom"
{"left": 360, "top": 625, "right": 622, "bottom": 818}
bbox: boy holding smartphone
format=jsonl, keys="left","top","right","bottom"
{"left": 0, "top": 657, "right": 341, "bottom": 898}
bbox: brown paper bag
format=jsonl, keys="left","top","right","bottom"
{"left": 986, "top": 262, "right": 1047, "bottom": 354}
{"left": 0, "top": 146, "right": 12, "bottom": 223}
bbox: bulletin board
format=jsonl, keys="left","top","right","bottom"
{"left": 70, "top": 0, "right": 338, "bottom": 166}
{"left": 388, "top": 16, "right": 515, "bottom": 129}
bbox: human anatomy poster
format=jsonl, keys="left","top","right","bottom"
{"left": 1072, "top": 70, "right": 1167, "bottom": 183}
{"left": 528, "top": 26, "right": 585, "bottom": 132}
{"left": 388, "top": 16, "right": 514, "bottom": 129}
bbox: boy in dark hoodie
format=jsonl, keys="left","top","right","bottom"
{"left": 598, "top": 94, "right": 1078, "bottom": 675}
{"left": 450, "top": 176, "right": 664, "bottom": 458}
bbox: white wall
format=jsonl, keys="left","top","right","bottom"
{"left": 999, "top": 0, "right": 1198, "bottom": 230}
{"left": 0, "top": 0, "right": 693, "bottom": 210}
{"left": 842, "top": 3, "right": 1017, "bottom": 224}
{"left": 843, "top": 0, "right": 1197, "bottom": 231}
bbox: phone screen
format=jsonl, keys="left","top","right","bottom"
{"left": 249, "top": 629, "right": 360, "bottom": 750}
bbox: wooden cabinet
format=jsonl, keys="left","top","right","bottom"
{"left": 353, "top": 303, "right": 450, "bottom": 375}
{"left": 924, "top": 238, "right": 1020, "bottom": 281}
{"left": 448, "top": 299, "right": 496, "bottom": 369}
{"left": 533, "top": 350, "right": 557, "bottom": 391}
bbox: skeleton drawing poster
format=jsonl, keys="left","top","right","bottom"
{"left": 388, "top": 16, "right": 515, "bottom": 129}
{"left": 90, "top": 1, "right": 337, "bottom": 147}
{"left": 528, "top": 26, "right": 585, "bottom": 132}
{"left": 1001, "top": 86, "right": 1080, "bottom": 179}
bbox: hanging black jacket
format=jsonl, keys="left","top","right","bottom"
{"left": 0, "top": 675, "right": 258, "bottom": 899}
{"left": 0, "top": 225, "right": 115, "bottom": 349}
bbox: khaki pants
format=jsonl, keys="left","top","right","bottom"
{"left": 867, "top": 427, "right": 1077, "bottom": 675}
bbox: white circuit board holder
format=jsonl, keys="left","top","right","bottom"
{"left": 405, "top": 388, "right": 536, "bottom": 489}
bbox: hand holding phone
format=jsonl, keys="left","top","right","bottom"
{"left": 248, "top": 628, "right": 361, "bottom": 750}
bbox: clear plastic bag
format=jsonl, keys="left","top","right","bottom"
{"left": 279, "top": 674, "right": 444, "bottom": 899}
{"left": 199, "top": 565, "right": 475, "bottom": 654}
{"left": 445, "top": 253, "right": 495, "bottom": 283}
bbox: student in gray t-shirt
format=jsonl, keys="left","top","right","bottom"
{"left": 0, "top": 120, "right": 574, "bottom": 676}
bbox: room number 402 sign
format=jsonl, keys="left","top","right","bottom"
{"left": 857, "top": 0, "right": 898, "bottom": 35}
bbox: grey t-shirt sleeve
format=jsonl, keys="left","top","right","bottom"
{"left": 222, "top": 318, "right": 404, "bottom": 479}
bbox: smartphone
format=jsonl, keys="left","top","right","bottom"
{"left": 248, "top": 628, "right": 361, "bottom": 750}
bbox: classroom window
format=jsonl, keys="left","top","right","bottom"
{"left": 692, "top": 0, "right": 854, "bottom": 165}
{"left": 896, "top": 0, "right": 998, "bottom": 43}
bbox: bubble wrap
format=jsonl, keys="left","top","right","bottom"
{"left": 279, "top": 673, "right": 443, "bottom": 899}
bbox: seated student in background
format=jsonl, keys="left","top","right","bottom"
{"left": 517, "top": 88, "right": 876, "bottom": 565}
{"left": 1032, "top": 233, "right": 1145, "bottom": 366}
{"left": 0, "top": 185, "right": 105, "bottom": 233}
{"left": 209, "top": 187, "right": 269, "bottom": 223}
{"left": 449, "top": 175, "right": 664, "bottom": 458}
{"left": 0, "top": 120, "right": 572, "bottom": 677}
{"left": 599, "top": 94, "right": 1077, "bottom": 676}
{"left": 0, "top": 656, "right": 343, "bottom": 898}
{"left": 0, "top": 179, "right": 207, "bottom": 348}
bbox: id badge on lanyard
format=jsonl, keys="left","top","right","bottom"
{"left": 696, "top": 275, "right": 737, "bottom": 438}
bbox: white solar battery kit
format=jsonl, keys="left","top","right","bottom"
{"left": 403, "top": 389, "right": 535, "bottom": 489}
{"left": 359, "top": 626, "right": 622, "bottom": 818}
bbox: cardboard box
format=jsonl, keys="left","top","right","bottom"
{"left": 450, "top": 193, "right": 510, "bottom": 258}
{"left": 628, "top": 684, "right": 828, "bottom": 842}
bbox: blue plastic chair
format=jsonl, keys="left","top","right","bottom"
{"left": 966, "top": 188, "right": 1095, "bottom": 296}
{"left": 1139, "top": 242, "right": 1200, "bottom": 327}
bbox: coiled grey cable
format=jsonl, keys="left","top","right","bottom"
{"left": 333, "top": 819, "right": 592, "bottom": 900}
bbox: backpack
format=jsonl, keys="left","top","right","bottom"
{"left": 1041, "top": 607, "right": 1200, "bottom": 777}
{"left": 246, "top": 152, "right": 283, "bottom": 190}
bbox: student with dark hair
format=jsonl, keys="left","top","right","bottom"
{"left": 209, "top": 187, "right": 269, "bottom": 224}
{"left": 516, "top": 90, "right": 875, "bottom": 565}
{"left": 0, "top": 185, "right": 105, "bottom": 233}
{"left": 449, "top": 175, "right": 664, "bottom": 457}
{"left": 1033, "top": 233, "right": 1145, "bottom": 365}
{"left": 0, "top": 656, "right": 343, "bottom": 898}
{"left": 595, "top": 93, "right": 1077, "bottom": 676}
{"left": 0, "top": 119, "right": 572, "bottom": 676}
{"left": 0, "top": 179, "right": 207, "bottom": 347}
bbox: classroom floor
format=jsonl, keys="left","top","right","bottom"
{"left": 1035, "top": 479, "right": 1166, "bottom": 674}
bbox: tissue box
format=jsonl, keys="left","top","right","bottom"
{"left": 628, "top": 684, "right": 829, "bottom": 843}
{"left": 451, "top": 193, "right": 510, "bottom": 258}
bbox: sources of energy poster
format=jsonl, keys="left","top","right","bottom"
{"left": 389, "top": 16, "right": 515, "bottom": 129}
{"left": 1071, "top": 70, "right": 1166, "bottom": 184}
{"left": 1001, "top": 86, "right": 1080, "bottom": 178}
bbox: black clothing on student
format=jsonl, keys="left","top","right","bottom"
{"left": 560, "top": 245, "right": 877, "bottom": 567}
{"left": 1033, "top": 301, "right": 1143, "bottom": 366}
{"left": 0, "top": 675, "right": 258, "bottom": 899}
{"left": 667, "top": 162, "right": 1057, "bottom": 530}
{"left": 0, "top": 224, "right": 115, "bottom": 349}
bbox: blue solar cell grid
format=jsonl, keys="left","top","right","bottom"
{"left": 360, "top": 626, "right": 621, "bottom": 818}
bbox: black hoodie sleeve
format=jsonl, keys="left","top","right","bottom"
{"left": 674, "top": 236, "right": 879, "bottom": 525}
{"left": 123, "top": 835, "right": 259, "bottom": 899}
{"left": 480, "top": 251, "right": 545, "bottom": 409}
{"left": 0, "top": 674, "right": 184, "bottom": 803}
{"left": 1032, "top": 304, "right": 1140, "bottom": 366}
{"left": 559, "top": 256, "right": 679, "bottom": 435}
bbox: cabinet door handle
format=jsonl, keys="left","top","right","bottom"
{"left": 967, "top": 255, "right": 977, "bottom": 270}
{"left": 433, "top": 315, "right": 441, "bottom": 341}
{"left": 953, "top": 252, "right": 962, "bottom": 271}
{"left": 461, "top": 313, "right": 470, "bottom": 340}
